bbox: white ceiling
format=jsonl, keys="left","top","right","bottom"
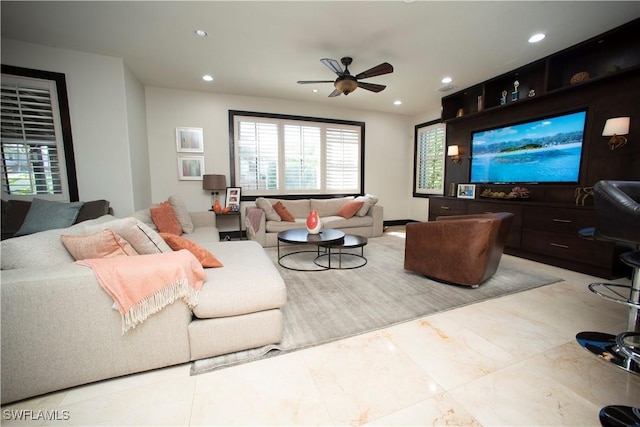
{"left": 2, "top": 1, "right": 638, "bottom": 116}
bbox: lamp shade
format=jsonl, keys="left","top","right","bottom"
{"left": 447, "top": 145, "right": 460, "bottom": 156}
{"left": 202, "top": 174, "right": 227, "bottom": 190}
{"left": 602, "top": 117, "right": 630, "bottom": 136}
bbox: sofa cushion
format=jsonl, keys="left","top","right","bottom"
{"left": 321, "top": 215, "right": 374, "bottom": 229}
{"left": 168, "top": 195, "right": 195, "bottom": 234}
{"left": 131, "top": 208, "right": 158, "bottom": 230}
{"left": 336, "top": 200, "right": 364, "bottom": 219}
{"left": 255, "top": 197, "right": 281, "bottom": 221}
{"left": 267, "top": 199, "right": 310, "bottom": 219}
{"left": 1, "top": 215, "right": 115, "bottom": 270}
{"left": 265, "top": 219, "right": 306, "bottom": 233}
{"left": 150, "top": 201, "right": 182, "bottom": 235}
{"left": 310, "top": 196, "right": 354, "bottom": 217}
{"left": 159, "top": 232, "right": 223, "bottom": 268}
{"left": 192, "top": 241, "right": 287, "bottom": 318}
{"left": 61, "top": 229, "right": 139, "bottom": 260}
{"left": 15, "top": 198, "right": 84, "bottom": 236}
{"left": 355, "top": 194, "right": 379, "bottom": 216}
{"left": 272, "top": 201, "right": 295, "bottom": 222}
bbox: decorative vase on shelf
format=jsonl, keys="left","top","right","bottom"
{"left": 306, "top": 210, "right": 321, "bottom": 234}
{"left": 213, "top": 199, "right": 222, "bottom": 213}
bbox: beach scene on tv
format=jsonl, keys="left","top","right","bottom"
{"left": 470, "top": 110, "right": 587, "bottom": 184}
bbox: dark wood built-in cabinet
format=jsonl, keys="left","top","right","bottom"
{"left": 429, "top": 197, "right": 625, "bottom": 279}
{"left": 432, "top": 19, "right": 639, "bottom": 278}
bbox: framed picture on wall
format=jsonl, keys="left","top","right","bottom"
{"left": 457, "top": 184, "right": 476, "bottom": 199}
{"left": 176, "top": 127, "right": 204, "bottom": 152}
{"left": 225, "top": 187, "right": 241, "bottom": 211}
{"left": 177, "top": 155, "right": 204, "bottom": 180}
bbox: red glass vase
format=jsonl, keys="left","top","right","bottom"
{"left": 306, "top": 209, "right": 321, "bottom": 234}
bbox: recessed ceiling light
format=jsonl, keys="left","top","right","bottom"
{"left": 312, "top": 89, "right": 319, "bottom": 93}
{"left": 441, "top": 77, "right": 452, "bottom": 84}
{"left": 202, "top": 75, "right": 214, "bottom": 82}
{"left": 528, "top": 33, "right": 546, "bottom": 43}
{"left": 195, "top": 29, "right": 208, "bottom": 37}
{"left": 394, "top": 100, "right": 402, "bottom": 105}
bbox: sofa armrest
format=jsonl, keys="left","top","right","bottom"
{"left": 245, "top": 207, "right": 266, "bottom": 245}
{"left": 369, "top": 205, "right": 384, "bottom": 236}
{"left": 189, "top": 211, "right": 216, "bottom": 229}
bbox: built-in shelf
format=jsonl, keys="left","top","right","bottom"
{"left": 442, "top": 18, "right": 640, "bottom": 122}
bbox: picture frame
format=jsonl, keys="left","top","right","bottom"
{"left": 457, "top": 184, "right": 476, "bottom": 199}
{"left": 177, "top": 155, "right": 204, "bottom": 180}
{"left": 176, "top": 127, "right": 204, "bottom": 153}
{"left": 225, "top": 187, "right": 241, "bottom": 211}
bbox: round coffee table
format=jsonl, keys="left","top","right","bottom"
{"left": 277, "top": 228, "right": 345, "bottom": 271}
{"left": 315, "top": 234, "right": 368, "bottom": 270}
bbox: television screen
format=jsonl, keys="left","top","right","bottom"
{"left": 469, "top": 109, "right": 587, "bottom": 184}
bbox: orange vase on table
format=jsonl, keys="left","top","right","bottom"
{"left": 306, "top": 210, "right": 321, "bottom": 234}
{"left": 213, "top": 199, "right": 222, "bottom": 213}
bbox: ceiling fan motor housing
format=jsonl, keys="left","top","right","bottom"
{"left": 335, "top": 75, "right": 358, "bottom": 95}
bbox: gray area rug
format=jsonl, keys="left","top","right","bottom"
{"left": 191, "top": 230, "right": 561, "bottom": 375}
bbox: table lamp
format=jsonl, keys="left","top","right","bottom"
{"left": 202, "top": 174, "right": 227, "bottom": 213}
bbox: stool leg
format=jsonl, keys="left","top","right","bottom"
{"left": 629, "top": 267, "right": 640, "bottom": 332}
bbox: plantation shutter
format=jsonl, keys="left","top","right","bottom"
{"left": 1, "top": 76, "right": 68, "bottom": 198}
{"left": 236, "top": 119, "right": 279, "bottom": 191}
{"left": 233, "top": 113, "right": 362, "bottom": 196}
{"left": 415, "top": 123, "right": 445, "bottom": 194}
{"left": 326, "top": 126, "right": 359, "bottom": 191}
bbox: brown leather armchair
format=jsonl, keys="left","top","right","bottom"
{"left": 404, "top": 212, "right": 514, "bottom": 287}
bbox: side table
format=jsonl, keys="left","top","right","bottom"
{"left": 210, "top": 210, "right": 243, "bottom": 240}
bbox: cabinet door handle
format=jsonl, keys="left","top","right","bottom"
{"left": 440, "top": 206, "right": 450, "bottom": 210}
{"left": 552, "top": 218, "right": 572, "bottom": 223}
{"left": 550, "top": 243, "right": 569, "bottom": 249}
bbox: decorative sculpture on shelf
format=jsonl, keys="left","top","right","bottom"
{"left": 500, "top": 90, "right": 507, "bottom": 105}
{"left": 511, "top": 80, "right": 520, "bottom": 101}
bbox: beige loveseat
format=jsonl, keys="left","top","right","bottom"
{"left": 245, "top": 195, "right": 384, "bottom": 247}
{"left": 1, "top": 207, "right": 286, "bottom": 404}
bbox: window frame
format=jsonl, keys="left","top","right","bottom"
{"left": 1, "top": 64, "right": 78, "bottom": 201}
{"left": 413, "top": 119, "right": 446, "bottom": 197}
{"left": 229, "top": 110, "right": 365, "bottom": 199}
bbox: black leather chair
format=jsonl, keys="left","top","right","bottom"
{"left": 576, "top": 180, "right": 640, "bottom": 373}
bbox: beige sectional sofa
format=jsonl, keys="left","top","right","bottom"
{"left": 0, "top": 209, "right": 286, "bottom": 404}
{"left": 245, "top": 195, "right": 384, "bottom": 247}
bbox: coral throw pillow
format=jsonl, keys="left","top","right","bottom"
{"left": 159, "top": 232, "right": 223, "bottom": 268}
{"left": 272, "top": 201, "right": 296, "bottom": 222}
{"left": 61, "top": 229, "right": 139, "bottom": 260}
{"left": 336, "top": 201, "right": 364, "bottom": 219}
{"left": 150, "top": 201, "right": 182, "bottom": 235}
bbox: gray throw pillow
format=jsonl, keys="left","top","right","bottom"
{"left": 168, "top": 195, "right": 195, "bottom": 234}
{"left": 255, "top": 197, "right": 281, "bottom": 221}
{"left": 15, "top": 198, "right": 85, "bottom": 236}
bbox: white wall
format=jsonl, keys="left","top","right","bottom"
{"left": 1, "top": 39, "right": 139, "bottom": 216}
{"left": 145, "top": 87, "right": 414, "bottom": 221}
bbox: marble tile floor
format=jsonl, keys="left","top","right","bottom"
{"left": 3, "top": 253, "right": 639, "bottom": 426}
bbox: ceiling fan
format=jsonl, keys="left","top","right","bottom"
{"left": 297, "top": 57, "right": 394, "bottom": 97}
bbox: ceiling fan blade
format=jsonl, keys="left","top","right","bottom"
{"left": 355, "top": 62, "right": 394, "bottom": 80}
{"left": 328, "top": 88, "right": 342, "bottom": 97}
{"left": 297, "top": 80, "right": 334, "bottom": 84}
{"left": 358, "top": 82, "right": 386, "bottom": 93}
{"left": 321, "top": 58, "right": 344, "bottom": 76}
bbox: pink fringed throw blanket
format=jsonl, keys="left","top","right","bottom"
{"left": 77, "top": 249, "right": 206, "bottom": 333}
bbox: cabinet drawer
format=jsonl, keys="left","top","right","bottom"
{"left": 429, "top": 198, "right": 466, "bottom": 220}
{"left": 523, "top": 206, "right": 595, "bottom": 235}
{"left": 521, "top": 229, "right": 614, "bottom": 266}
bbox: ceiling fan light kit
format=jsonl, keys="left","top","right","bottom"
{"left": 298, "top": 56, "right": 394, "bottom": 98}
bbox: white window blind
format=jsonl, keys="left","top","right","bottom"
{"left": 1, "top": 75, "right": 69, "bottom": 199}
{"left": 234, "top": 113, "right": 362, "bottom": 196}
{"left": 415, "top": 123, "right": 445, "bottom": 195}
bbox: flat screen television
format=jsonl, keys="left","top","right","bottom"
{"left": 469, "top": 109, "right": 588, "bottom": 184}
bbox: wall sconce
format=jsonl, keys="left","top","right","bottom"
{"left": 447, "top": 145, "right": 461, "bottom": 163}
{"left": 202, "top": 174, "right": 227, "bottom": 212}
{"left": 602, "top": 117, "right": 630, "bottom": 150}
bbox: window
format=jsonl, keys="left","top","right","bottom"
{"left": 1, "top": 65, "right": 78, "bottom": 201}
{"left": 413, "top": 120, "right": 446, "bottom": 196}
{"left": 231, "top": 111, "right": 364, "bottom": 197}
